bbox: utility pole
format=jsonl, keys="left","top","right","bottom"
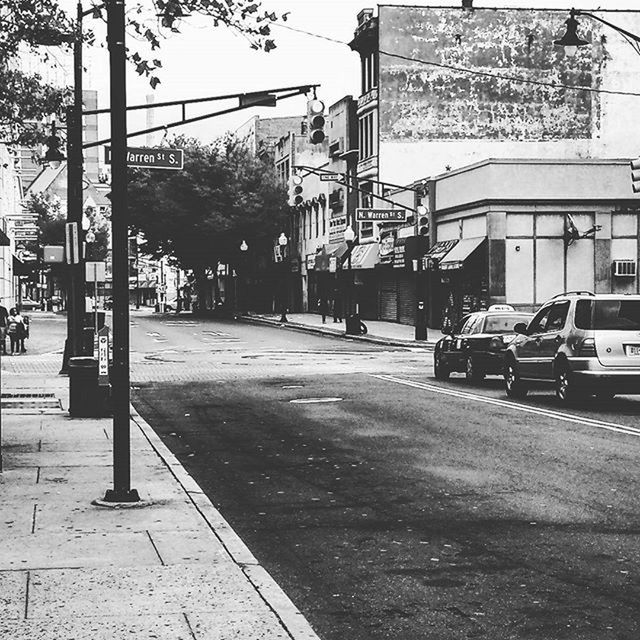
{"left": 103, "top": 0, "right": 139, "bottom": 503}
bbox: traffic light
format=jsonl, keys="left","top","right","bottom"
{"left": 416, "top": 204, "right": 429, "bottom": 236}
{"left": 289, "top": 173, "right": 303, "bottom": 206}
{"left": 631, "top": 157, "right": 640, "bottom": 193}
{"left": 307, "top": 99, "right": 325, "bottom": 144}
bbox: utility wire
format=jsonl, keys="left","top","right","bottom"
{"left": 272, "top": 21, "right": 640, "bottom": 99}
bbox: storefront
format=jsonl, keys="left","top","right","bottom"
{"left": 427, "top": 159, "right": 640, "bottom": 326}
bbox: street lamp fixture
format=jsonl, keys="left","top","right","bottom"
{"left": 553, "top": 10, "right": 589, "bottom": 57}
{"left": 554, "top": 9, "right": 640, "bottom": 58}
{"left": 240, "top": 240, "right": 248, "bottom": 252}
{"left": 278, "top": 233, "right": 288, "bottom": 323}
{"left": 43, "top": 123, "right": 66, "bottom": 169}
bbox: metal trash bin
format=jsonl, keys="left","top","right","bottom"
{"left": 68, "top": 356, "right": 110, "bottom": 418}
{"left": 345, "top": 314, "right": 363, "bottom": 336}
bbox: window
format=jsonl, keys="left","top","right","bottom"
{"left": 484, "top": 315, "right": 532, "bottom": 334}
{"left": 545, "top": 302, "right": 570, "bottom": 332}
{"left": 362, "top": 52, "right": 378, "bottom": 93}
{"left": 527, "top": 306, "right": 553, "bottom": 334}
{"left": 458, "top": 315, "right": 477, "bottom": 335}
{"left": 315, "top": 209, "right": 319, "bottom": 237}
{"left": 322, "top": 207, "right": 326, "bottom": 236}
{"left": 576, "top": 299, "right": 640, "bottom": 330}
{"left": 359, "top": 112, "right": 375, "bottom": 160}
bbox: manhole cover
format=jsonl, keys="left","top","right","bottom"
{"left": 289, "top": 397, "right": 343, "bottom": 404}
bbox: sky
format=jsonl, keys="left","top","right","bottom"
{"left": 64, "top": 0, "right": 640, "bottom": 146}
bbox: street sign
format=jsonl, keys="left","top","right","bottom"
{"left": 97, "top": 326, "right": 110, "bottom": 387}
{"left": 105, "top": 146, "right": 184, "bottom": 170}
{"left": 239, "top": 92, "right": 277, "bottom": 108}
{"left": 86, "top": 261, "right": 107, "bottom": 282}
{"left": 44, "top": 246, "right": 64, "bottom": 263}
{"left": 65, "top": 222, "right": 80, "bottom": 264}
{"left": 320, "top": 173, "right": 342, "bottom": 182}
{"left": 356, "top": 208, "right": 408, "bottom": 222}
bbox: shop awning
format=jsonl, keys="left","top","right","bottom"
{"left": 425, "top": 239, "right": 458, "bottom": 261}
{"left": 13, "top": 255, "right": 31, "bottom": 275}
{"left": 439, "top": 237, "right": 486, "bottom": 271}
{"left": 0, "top": 229, "right": 9, "bottom": 246}
{"left": 348, "top": 243, "right": 379, "bottom": 270}
{"left": 315, "top": 242, "right": 350, "bottom": 271}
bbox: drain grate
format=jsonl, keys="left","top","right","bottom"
{"left": 1, "top": 392, "right": 62, "bottom": 410}
{"left": 2, "top": 393, "right": 56, "bottom": 399}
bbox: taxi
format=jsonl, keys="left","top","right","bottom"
{"left": 434, "top": 305, "right": 533, "bottom": 383}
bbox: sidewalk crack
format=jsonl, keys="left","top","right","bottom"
{"left": 145, "top": 530, "right": 165, "bottom": 565}
{"left": 31, "top": 504, "right": 37, "bottom": 533}
{"left": 182, "top": 613, "right": 198, "bottom": 640}
{"left": 24, "top": 571, "right": 30, "bottom": 620}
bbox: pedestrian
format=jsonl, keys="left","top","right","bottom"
{"left": 332, "top": 287, "right": 342, "bottom": 323}
{"left": 7, "top": 307, "right": 25, "bottom": 355}
{"left": 318, "top": 296, "right": 329, "bottom": 324}
{"left": 0, "top": 300, "right": 8, "bottom": 355}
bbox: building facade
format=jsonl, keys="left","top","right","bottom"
{"left": 346, "top": 5, "right": 640, "bottom": 328}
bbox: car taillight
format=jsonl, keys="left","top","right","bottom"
{"left": 577, "top": 337, "right": 597, "bottom": 357}
{"left": 489, "top": 336, "right": 504, "bottom": 350}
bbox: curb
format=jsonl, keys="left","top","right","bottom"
{"left": 240, "top": 315, "right": 436, "bottom": 351}
{"left": 129, "top": 405, "right": 321, "bottom": 640}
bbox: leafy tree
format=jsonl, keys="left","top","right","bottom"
{"left": 1, "top": 0, "right": 286, "bottom": 145}
{"left": 127, "top": 134, "right": 290, "bottom": 309}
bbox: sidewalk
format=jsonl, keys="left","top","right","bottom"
{"left": 0, "top": 346, "right": 321, "bottom": 639}
{"left": 241, "top": 312, "right": 443, "bottom": 350}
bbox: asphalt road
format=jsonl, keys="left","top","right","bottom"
{"left": 124, "top": 311, "right": 640, "bottom": 639}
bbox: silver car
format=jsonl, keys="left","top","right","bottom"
{"left": 504, "top": 292, "right": 640, "bottom": 403}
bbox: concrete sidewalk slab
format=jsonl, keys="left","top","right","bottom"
{"left": 0, "top": 367, "right": 322, "bottom": 640}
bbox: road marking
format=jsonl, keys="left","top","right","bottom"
{"left": 371, "top": 374, "right": 640, "bottom": 438}
{"left": 290, "top": 397, "right": 343, "bottom": 404}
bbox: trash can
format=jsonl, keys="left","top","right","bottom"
{"left": 345, "top": 313, "right": 363, "bottom": 336}
{"left": 68, "top": 357, "right": 110, "bottom": 418}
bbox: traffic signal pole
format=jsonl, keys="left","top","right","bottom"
{"left": 103, "top": 0, "right": 139, "bottom": 503}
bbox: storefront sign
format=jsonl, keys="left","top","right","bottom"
{"left": 393, "top": 237, "right": 406, "bottom": 269}
{"left": 379, "top": 234, "right": 395, "bottom": 264}
{"left": 306, "top": 254, "right": 316, "bottom": 270}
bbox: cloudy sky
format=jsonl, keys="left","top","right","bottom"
{"left": 68, "top": 0, "right": 640, "bottom": 144}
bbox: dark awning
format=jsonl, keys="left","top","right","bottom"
{"left": 0, "top": 229, "right": 9, "bottom": 246}
{"left": 425, "top": 239, "right": 458, "bottom": 261}
{"left": 13, "top": 255, "right": 31, "bottom": 275}
{"left": 315, "top": 242, "right": 350, "bottom": 271}
{"left": 439, "top": 237, "right": 486, "bottom": 271}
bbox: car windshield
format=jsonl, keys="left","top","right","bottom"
{"left": 575, "top": 299, "right": 640, "bottom": 330}
{"left": 483, "top": 314, "right": 531, "bottom": 334}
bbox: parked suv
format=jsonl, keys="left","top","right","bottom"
{"left": 503, "top": 291, "right": 640, "bottom": 403}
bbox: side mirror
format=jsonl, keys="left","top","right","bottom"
{"left": 513, "top": 322, "right": 528, "bottom": 335}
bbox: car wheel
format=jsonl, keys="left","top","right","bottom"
{"left": 555, "top": 363, "right": 582, "bottom": 404}
{"left": 465, "top": 355, "right": 485, "bottom": 383}
{"left": 504, "top": 361, "right": 527, "bottom": 398}
{"left": 434, "top": 351, "right": 450, "bottom": 380}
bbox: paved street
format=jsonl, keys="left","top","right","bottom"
{"left": 109, "top": 310, "right": 640, "bottom": 640}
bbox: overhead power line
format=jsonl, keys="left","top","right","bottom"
{"left": 273, "top": 21, "right": 640, "bottom": 99}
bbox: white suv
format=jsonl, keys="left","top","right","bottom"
{"left": 504, "top": 292, "right": 640, "bottom": 403}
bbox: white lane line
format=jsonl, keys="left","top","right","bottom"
{"left": 371, "top": 374, "right": 640, "bottom": 438}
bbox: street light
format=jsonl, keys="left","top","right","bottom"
{"left": 42, "top": 123, "right": 66, "bottom": 169}
{"left": 343, "top": 224, "right": 360, "bottom": 336}
{"left": 278, "top": 233, "right": 288, "bottom": 322}
{"left": 554, "top": 9, "right": 640, "bottom": 57}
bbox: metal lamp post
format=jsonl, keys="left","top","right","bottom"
{"left": 343, "top": 224, "right": 359, "bottom": 335}
{"left": 239, "top": 240, "right": 248, "bottom": 314}
{"left": 278, "top": 233, "right": 288, "bottom": 323}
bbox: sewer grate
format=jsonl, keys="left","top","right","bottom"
{"left": 1, "top": 393, "right": 56, "bottom": 399}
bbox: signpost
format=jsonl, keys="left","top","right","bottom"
{"left": 356, "top": 208, "right": 408, "bottom": 222}
{"left": 105, "top": 146, "right": 184, "bottom": 170}
{"left": 97, "top": 326, "right": 110, "bottom": 387}
{"left": 320, "top": 173, "right": 342, "bottom": 182}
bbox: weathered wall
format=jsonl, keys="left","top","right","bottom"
{"left": 377, "top": 6, "right": 640, "bottom": 184}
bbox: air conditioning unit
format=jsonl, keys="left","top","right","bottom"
{"left": 612, "top": 259, "right": 637, "bottom": 277}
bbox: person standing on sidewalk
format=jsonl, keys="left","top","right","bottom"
{"left": 0, "top": 300, "right": 8, "bottom": 355}
{"left": 7, "top": 307, "right": 24, "bottom": 355}
{"left": 332, "top": 286, "right": 343, "bottom": 323}
{"left": 318, "top": 296, "right": 329, "bottom": 324}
